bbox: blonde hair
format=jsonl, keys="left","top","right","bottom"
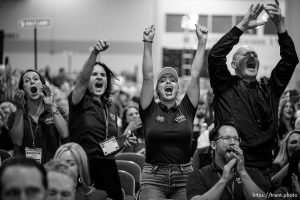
{"left": 53, "top": 142, "right": 94, "bottom": 194}
{"left": 273, "top": 130, "right": 300, "bottom": 167}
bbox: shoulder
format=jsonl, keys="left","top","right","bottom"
{"left": 90, "top": 189, "right": 108, "bottom": 200}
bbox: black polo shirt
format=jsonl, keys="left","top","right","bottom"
{"left": 186, "top": 162, "right": 270, "bottom": 200}
{"left": 139, "top": 94, "right": 196, "bottom": 164}
{"left": 68, "top": 92, "right": 118, "bottom": 159}
{"left": 8, "top": 107, "right": 65, "bottom": 164}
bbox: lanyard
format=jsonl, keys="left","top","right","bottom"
{"left": 101, "top": 105, "right": 109, "bottom": 139}
{"left": 217, "top": 172, "right": 235, "bottom": 200}
{"left": 28, "top": 115, "right": 39, "bottom": 147}
{"left": 27, "top": 103, "right": 42, "bottom": 147}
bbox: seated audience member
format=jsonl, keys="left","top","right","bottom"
{"left": 53, "top": 143, "right": 108, "bottom": 200}
{"left": 0, "top": 157, "right": 48, "bottom": 200}
{"left": 186, "top": 122, "right": 269, "bottom": 200}
{"left": 121, "top": 103, "right": 145, "bottom": 153}
{"left": 295, "top": 118, "right": 300, "bottom": 130}
{"left": 272, "top": 130, "right": 300, "bottom": 186}
{"left": 208, "top": 0, "right": 299, "bottom": 178}
{"left": 0, "top": 109, "right": 13, "bottom": 151}
{"left": 0, "top": 102, "right": 16, "bottom": 127}
{"left": 274, "top": 149, "right": 300, "bottom": 199}
{"left": 44, "top": 160, "right": 76, "bottom": 200}
{"left": 8, "top": 69, "right": 69, "bottom": 164}
{"left": 278, "top": 98, "right": 296, "bottom": 140}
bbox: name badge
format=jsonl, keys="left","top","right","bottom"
{"left": 25, "top": 147, "right": 42, "bottom": 163}
{"left": 99, "top": 137, "right": 120, "bottom": 156}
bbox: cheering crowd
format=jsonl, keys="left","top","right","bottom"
{"left": 0, "top": 1, "right": 300, "bottom": 200}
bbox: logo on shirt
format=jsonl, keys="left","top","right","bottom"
{"left": 174, "top": 115, "right": 186, "bottom": 123}
{"left": 44, "top": 116, "right": 54, "bottom": 125}
{"left": 236, "top": 177, "right": 242, "bottom": 184}
{"left": 156, "top": 116, "right": 165, "bottom": 123}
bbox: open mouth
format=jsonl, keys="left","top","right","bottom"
{"left": 246, "top": 62, "right": 256, "bottom": 69}
{"left": 30, "top": 86, "right": 38, "bottom": 94}
{"left": 95, "top": 82, "right": 103, "bottom": 89}
{"left": 164, "top": 86, "right": 173, "bottom": 94}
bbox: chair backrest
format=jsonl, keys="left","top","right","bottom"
{"left": 116, "top": 160, "right": 141, "bottom": 191}
{"left": 116, "top": 152, "right": 145, "bottom": 170}
{"left": 0, "top": 149, "right": 11, "bottom": 163}
{"left": 118, "top": 170, "right": 135, "bottom": 196}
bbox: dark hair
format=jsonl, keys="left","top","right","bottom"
{"left": 0, "top": 157, "right": 48, "bottom": 193}
{"left": 92, "top": 62, "right": 118, "bottom": 104}
{"left": 282, "top": 149, "right": 300, "bottom": 190}
{"left": 121, "top": 105, "right": 139, "bottom": 132}
{"left": 18, "top": 69, "right": 46, "bottom": 90}
{"left": 209, "top": 122, "right": 239, "bottom": 142}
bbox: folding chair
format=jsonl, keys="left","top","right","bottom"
{"left": 116, "top": 160, "right": 141, "bottom": 192}
{"left": 116, "top": 152, "right": 145, "bottom": 170}
{"left": 0, "top": 149, "right": 11, "bottom": 163}
{"left": 118, "top": 170, "right": 136, "bottom": 200}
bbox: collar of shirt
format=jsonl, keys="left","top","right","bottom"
{"left": 158, "top": 101, "right": 178, "bottom": 112}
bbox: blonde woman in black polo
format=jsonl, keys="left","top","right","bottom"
{"left": 139, "top": 24, "right": 208, "bottom": 200}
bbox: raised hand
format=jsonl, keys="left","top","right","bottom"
{"left": 222, "top": 158, "right": 237, "bottom": 182}
{"left": 292, "top": 173, "right": 300, "bottom": 194}
{"left": 42, "top": 85, "right": 54, "bottom": 106}
{"left": 263, "top": 0, "right": 282, "bottom": 26}
{"left": 14, "top": 89, "right": 26, "bottom": 111}
{"left": 195, "top": 24, "right": 208, "bottom": 44}
{"left": 237, "top": 3, "right": 265, "bottom": 31}
{"left": 94, "top": 40, "right": 110, "bottom": 54}
{"left": 143, "top": 25, "right": 155, "bottom": 42}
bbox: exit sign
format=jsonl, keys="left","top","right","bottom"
{"left": 18, "top": 18, "right": 52, "bottom": 28}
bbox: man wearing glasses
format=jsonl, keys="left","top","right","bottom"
{"left": 186, "top": 123, "right": 269, "bottom": 200}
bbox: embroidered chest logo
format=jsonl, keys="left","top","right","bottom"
{"left": 236, "top": 177, "right": 242, "bottom": 184}
{"left": 156, "top": 116, "right": 165, "bottom": 122}
{"left": 174, "top": 115, "right": 186, "bottom": 123}
{"left": 44, "top": 116, "right": 54, "bottom": 125}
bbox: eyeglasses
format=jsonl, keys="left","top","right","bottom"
{"left": 214, "top": 136, "right": 241, "bottom": 143}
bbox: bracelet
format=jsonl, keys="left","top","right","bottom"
{"left": 143, "top": 39, "right": 153, "bottom": 43}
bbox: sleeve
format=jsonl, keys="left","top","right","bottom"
{"left": 68, "top": 91, "right": 84, "bottom": 113}
{"left": 269, "top": 31, "right": 299, "bottom": 97}
{"left": 186, "top": 170, "right": 208, "bottom": 200}
{"left": 247, "top": 167, "right": 272, "bottom": 192}
{"left": 181, "top": 94, "right": 197, "bottom": 121}
{"left": 208, "top": 26, "right": 243, "bottom": 94}
{"left": 139, "top": 97, "right": 156, "bottom": 123}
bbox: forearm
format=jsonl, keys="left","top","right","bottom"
{"left": 191, "top": 41, "right": 206, "bottom": 79}
{"left": 239, "top": 171, "right": 265, "bottom": 200}
{"left": 77, "top": 50, "right": 98, "bottom": 86}
{"left": 191, "top": 179, "right": 227, "bottom": 200}
{"left": 50, "top": 105, "right": 69, "bottom": 139}
{"left": 10, "top": 110, "right": 24, "bottom": 146}
{"left": 142, "top": 43, "right": 154, "bottom": 80}
{"left": 271, "top": 164, "right": 288, "bottom": 185}
{"left": 276, "top": 21, "right": 286, "bottom": 34}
